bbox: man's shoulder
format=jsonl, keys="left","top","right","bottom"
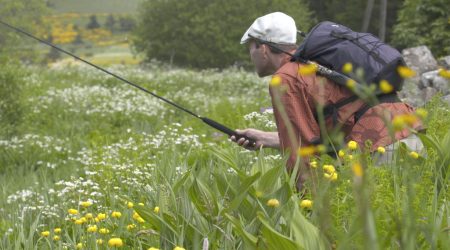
{"left": 275, "top": 61, "right": 300, "bottom": 78}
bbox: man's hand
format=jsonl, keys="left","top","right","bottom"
{"left": 230, "top": 129, "right": 280, "bottom": 150}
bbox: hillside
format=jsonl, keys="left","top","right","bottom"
{"left": 48, "top": 0, "right": 142, "bottom": 14}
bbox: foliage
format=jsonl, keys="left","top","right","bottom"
{"left": 391, "top": 0, "right": 450, "bottom": 57}
{"left": 0, "top": 62, "right": 24, "bottom": 137}
{"left": 133, "top": 0, "right": 314, "bottom": 69}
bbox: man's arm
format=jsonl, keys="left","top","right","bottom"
{"left": 230, "top": 129, "right": 280, "bottom": 150}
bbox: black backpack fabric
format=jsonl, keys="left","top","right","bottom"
{"left": 292, "top": 21, "right": 405, "bottom": 92}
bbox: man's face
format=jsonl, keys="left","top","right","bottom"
{"left": 248, "top": 41, "right": 271, "bottom": 77}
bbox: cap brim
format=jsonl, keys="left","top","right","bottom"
{"left": 240, "top": 29, "right": 250, "bottom": 44}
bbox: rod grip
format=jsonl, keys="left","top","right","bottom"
{"left": 201, "top": 117, "right": 256, "bottom": 146}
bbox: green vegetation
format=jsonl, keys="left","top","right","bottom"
{"left": 47, "top": 0, "right": 141, "bottom": 14}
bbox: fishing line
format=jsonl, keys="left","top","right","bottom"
{"left": 0, "top": 20, "right": 255, "bottom": 146}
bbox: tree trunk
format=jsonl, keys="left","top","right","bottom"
{"left": 362, "top": 0, "right": 375, "bottom": 32}
{"left": 379, "top": 0, "right": 387, "bottom": 41}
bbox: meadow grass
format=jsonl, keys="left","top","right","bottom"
{"left": 0, "top": 63, "right": 448, "bottom": 249}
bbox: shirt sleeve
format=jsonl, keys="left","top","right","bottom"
{"left": 269, "top": 73, "right": 321, "bottom": 169}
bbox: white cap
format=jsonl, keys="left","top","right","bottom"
{"left": 240, "top": 12, "right": 297, "bottom": 45}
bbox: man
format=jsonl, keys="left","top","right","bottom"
{"left": 231, "top": 12, "right": 423, "bottom": 172}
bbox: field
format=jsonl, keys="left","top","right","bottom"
{"left": 0, "top": 61, "right": 449, "bottom": 249}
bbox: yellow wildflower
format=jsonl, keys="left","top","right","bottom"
{"left": 137, "top": 217, "right": 145, "bottom": 223}
{"left": 148, "top": 248, "right": 159, "bottom": 250}
{"left": 127, "top": 202, "right": 134, "bottom": 208}
{"left": 379, "top": 80, "right": 393, "bottom": 93}
{"left": 323, "top": 164, "right": 336, "bottom": 174}
{"left": 133, "top": 212, "right": 141, "bottom": 220}
{"left": 270, "top": 75, "right": 282, "bottom": 87}
{"left": 74, "top": 219, "right": 84, "bottom": 225}
{"left": 53, "top": 235, "right": 60, "bottom": 241}
{"left": 99, "top": 228, "right": 110, "bottom": 234}
{"left": 127, "top": 224, "right": 136, "bottom": 230}
{"left": 80, "top": 201, "right": 92, "bottom": 208}
{"left": 173, "top": 247, "right": 186, "bottom": 250}
{"left": 377, "top": 146, "right": 386, "bottom": 154}
{"left": 68, "top": 209, "right": 78, "bottom": 215}
{"left": 138, "top": 202, "right": 145, "bottom": 206}
{"left": 346, "top": 78, "right": 356, "bottom": 90}
{"left": 97, "top": 239, "right": 103, "bottom": 245}
{"left": 97, "top": 213, "right": 107, "bottom": 220}
{"left": 342, "top": 62, "right": 353, "bottom": 73}
{"left": 111, "top": 211, "right": 122, "bottom": 218}
{"left": 41, "top": 231, "right": 50, "bottom": 237}
{"left": 415, "top": 108, "right": 428, "bottom": 119}
{"left": 338, "top": 149, "right": 345, "bottom": 158}
{"left": 298, "top": 145, "right": 316, "bottom": 157}
{"left": 154, "top": 206, "right": 160, "bottom": 213}
{"left": 348, "top": 154, "right": 354, "bottom": 160}
{"left": 87, "top": 225, "right": 97, "bottom": 233}
{"left": 438, "top": 68, "right": 450, "bottom": 78}
{"left": 300, "top": 199, "right": 313, "bottom": 209}
{"left": 409, "top": 151, "right": 419, "bottom": 159}
{"left": 397, "top": 66, "right": 416, "bottom": 78}
{"left": 108, "top": 238, "right": 123, "bottom": 247}
{"left": 324, "top": 172, "right": 338, "bottom": 181}
{"left": 85, "top": 213, "right": 93, "bottom": 219}
{"left": 80, "top": 217, "right": 87, "bottom": 223}
{"left": 76, "top": 243, "right": 83, "bottom": 249}
{"left": 352, "top": 162, "right": 363, "bottom": 177}
{"left": 267, "top": 198, "right": 280, "bottom": 207}
{"left": 347, "top": 140, "right": 358, "bottom": 150}
{"left": 54, "top": 228, "right": 61, "bottom": 234}
{"left": 310, "top": 160, "right": 318, "bottom": 168}
{"left": 299, "top": 63, "right": 318, "bottom": 76}
{"left": 392, "top": 116, "right": 405, "bottom": 131}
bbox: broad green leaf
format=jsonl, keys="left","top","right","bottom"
{"left": 257, "top": 212, "right": 302, "bottom": 250}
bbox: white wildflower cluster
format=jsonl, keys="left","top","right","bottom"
{"left": 0, "top": 134, "right": 69, "bottom": 154}
{"left": 244, "top": 108, "right": 276, "bottom": 129}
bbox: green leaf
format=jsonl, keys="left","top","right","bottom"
{"left": 257, "top": 212, "right": 302, "bottom": 250}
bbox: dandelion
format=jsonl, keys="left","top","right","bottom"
{"left": 409, "top": 151, "right": 419, "bottom": 159}
{"left": 438, "top": 68, "right": 450, "bottom": 78}
{"left": 74, "top": 219, "right": 84, "bottom": 225}
{"left": 41, "top": 231, "right": 50, "bottom": 237}
{"left": 377, "top": 146, "right": 386, "bottom": 154}
{"left": 54, "top": 228, "right": 61, "bottom": 234}
{"left": 379, "top": 80, "right": 393, "bottom": 93}
{"left": 80, "top": 201, "right": 92, "bottom": 208}
{"left": 108, "top": 238, "right": 123, "bottom": 247}
{"left": 347, "top": 140, "right": 358, "bottom": 150}
{"left": 87, "top": 225, "right": 98, "bottom": 233}
{"left": 97, "top": 239, "right": 103, "bottom": 245}
{"left": 99, "top": 228, "right": 110, "bottom": 234}
{"left": 53, "top": 235, "right": 60, "bottom": 241}
{"left": 299, "top": 63, "right": 318, "bottom": 76}
{"left": 76, "top": 243, "right": 83, "bottom": 249}
{"left": 270, "top": 75, "right": 282, "bottom": 87}
{"left": 346, "top": 79, "right": 356, "bottom": 90}
{"left": 342, "top": 62, "right": 353, "bottom": 73}
{"left": 127, "top": 202, "right": 134, "bottom": 208}
{"left": 352, "top": 162, "right": 363, "bottom": 177}
{"left": 174, "top": 247, "right": 186, "bottom": 250}
{"left": 111, "top": 211, "right": 122, "bottom": 218}
{"left": 300, "top": 199, "right": 313, "bottom": 209}
{"left": 267, "top": 198, "right": 280, "bottom": 207}
{"left": 127, "top": 224, "right": 136, "bottom": 230}
{"left": 397, "top": 66, "right": 416, "bottom": 78}
{"left": 68, "top": 208, "right": 78, "bottom": 215}
{"left": 338, "top": 150, "right": 345, "bottom": 158}
{"left": 153, "top": 206, "right": 160, "bottom": 213}
{"left": 298, "top": 145, "right": 316, "bottom": 157}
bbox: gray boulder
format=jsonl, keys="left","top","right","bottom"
{"left": 402, "top": 46, "right": 438, "bottom": 75}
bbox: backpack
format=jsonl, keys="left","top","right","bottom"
{"left": 291, "top": 21, "right": 405, "bottom": 123}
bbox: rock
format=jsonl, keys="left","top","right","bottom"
{"left": 422, "top": 87, "right": 438, "bottom": 103}
{"left": 402, "top": 46, "right": 438, "bottom": 75}
{"left": 420, "top": 70, "right": 450, "bottom": 94}
{"left": 439, "top": 55, "right": 450, "bottom": 69}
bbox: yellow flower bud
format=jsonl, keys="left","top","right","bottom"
{"left": 299, "top": 63, "right": 318, "bottom": 76}
{"left": 97, "top": 239, "right": 103, "bottom": 245}
{"left": 108, "top": 238, "right": 123, "bottom": 247}
{"left": 76, "top": 243, "right": 83, "bottom": 249}
{"left": 352, "top": 162, "right": 363, "bottom": 177}
{"left": 346, "top": 79, "right": 356, "bottom": 90}
{"left": 342, "top": 62, "right": 353, "bottom": 73}
{"left": 298, "top": 145, "right": 316, "bottom": 157}
{"left": 409, "top": 151, "right": 419, "bottom": 159}
{"left": 397, "top": 66, "right": 416, "bottom": 78}
{"left": 270, "top": 75, "right": 282, "bottom": 87}
{"left": 54, "top": 228, "right": 62, "bottom": 234}
{"left": 438, "top": 68, "right": 450, "bottom": 78}
{"left": 267, "top": 198, "right": 280, "bottom": 207}
{"left": 377, "top": 146, "right": 386, "bottom": 154}
{"left": 127, "top": 224, "right": 136, "bottom": 230}
{"left": 173, "top": 246, "right": 186, "bottom": 250}
{"left": 138, "top": 202, "right": 145, "bottom": 206}
{"left": 53, "top": 235, "right": 60, "bottom": 241}
{"left": 87, "top": 225, "right": 97, "bottom": 233}
{"left": 99, "top": 228, "right": 110, "bottom": 234}
{"left": 68, "top": 209, "right": 78, "bottom": 215}
{"left": 148, "top": 247, "right": 159, "bottom": 250}
{"left": 347, "top": 140, "right": 358, "bottom": 150}
{"left": 338, "top": 149, "right": 345, "bottom": 158}
{"left": 85, "top": 213, "right": 93, "bottom": 219}
{"left": 97, "top": 213, "right": 106, "bottom": 220}
{"left": 41, "top": 231, "right": 50, "bottom": 237}
{"left": 80, "top": 201, "right": 92, "bottom": 208}
{"left": 154, "top": 206, "right": 160, "bottom": 213}
{"left": 323, "top": 164, "right": 336, "bottom": 174}
{"left": 310, "top": 160, "right": 318, "bottom": 168}
{"left": 127, "top": 202, "right": 134, "bottom": 208}
{"left": 300, "top": 199, "right": 313, "bottom": 209}
{"left": 379, "top": 80, "right": 393, "bottom": 94}
{"left": 111, "top": 211, "right": 122, "bottom": 218}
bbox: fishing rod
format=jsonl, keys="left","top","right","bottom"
{"left": 0, "top": 20, "right": 255, "bottom": 146}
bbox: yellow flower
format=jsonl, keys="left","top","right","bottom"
{"left": 127, "top": 224, "right": 136, "bottom": 230}
{"left": 41, "top": 231, "right": 50, "bottom": 237}
{"left": 270, "top": 75, "right": 282, "bottom": 87}
{"left": 379, "top": 80, "right": 393, "bottom": 94}
{"left": 342, "top": 62, "right": 353, "bottom": 74}
{"left": 111, "top": 211, "right": 122, "bottom": 218}
{"left": 137, "top": 217, "right": 145, "bottom": 223}
{"left": 53, "top": 235, "right": 60, "bottom": 241}
{"left": 377, "top": 146, "right": 386, "bottom": 154}
{"left": 74, "top": 219, "right": 84, "bottom": 225}
{"left": 324, "top": 172, "right": 338, "bottom": 181}
{"left": 415, "top": 108, "right": 428, "bottom": 119}
{"left": 154, "top": 206, "right": 160, "bottom": 213}
{"left": 397, "top": 66, "right": 416, "bottom": 78}
{"left": 108, "top": 238, "right": 123, "bottom": 247}
{"left": 138, "top": 203, "right": 145, "bottom": 206}
{"left": 99, "top": 228, "right": 110, "bottom": 234}
{"left": 76, "top": 243, "right": 83, "bottom": 249}
{"left": 298, "top": 145, "right": 316, "bottom": 157}
{"left": 438, "top": 68, "right": 450, "bottom": 78}
{"left": 352, "top": 162, "right": 363, "bottom": 177}
{"left": 348, "top": 155, "right": 353, "bottom": 160}
{"left": 300, "top": 199, "right": 313, "bottom": 209}
{"left": 127, "top": 202, "right": 134, "bottom": 208}
{"left": 133, "top": 212, "right": 141, "bottom": 220}
{"left": 346, "top": 78, "right": 356, "bottom": 90}
{"left": 299, "top": 63, "right": 318, "bottom": 76}
{"left": 409, "top": 151, "right": 419, "bottom": 159}
{"left": 87, "top": 225, "right": 98, "bottom": 233}
{"left": 267, "top": 198, "right": 280, "bottom": 207}
{"left": 338, "top": 149, "right": 345, "bottom": 158}
{"left": 97, "top": 239, "right": 103, "bottom": 245}
{"left": 323, "top": 164, "right": 335, "bottom": 174}
{"left": 80, "top": 201, "right": 92, "bottom": 208}
{"left": 310, "top": 160, "right": 318, "bottom": 168}
{"left": 347, "top": 140, "right": 358, "bottom": 150}
{"left": 97, "top": 213, "right": 107, "bottom": 220}
{"left": 85, "top": 213, "right": 93, "bottom": 219}
{"left": 68, "top": 208, "right": 78, "bottom": 215}
{"left": 148, "top": 248, "right": 159, "bottom": 250}
{"left": 173, "top": 247, "right": 186, "bottom": 250}
{"left": 392, "top": 116, "right": 405, "bottom": 131}
{"left": 80, "top": 217, "right": 87, "bottom": 223}
{"left": 54, "top": 228, "right": 62, "bottom": 234}
{"left": 316, "top": 144, "right": 327, "bottom": 153}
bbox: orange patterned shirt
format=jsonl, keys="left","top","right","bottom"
{"left": 270, "top": 60, "right": 422, "bottom": 168}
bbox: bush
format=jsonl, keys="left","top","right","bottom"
{"left": 0, "top": 62, "right": 24, "bottom": 137}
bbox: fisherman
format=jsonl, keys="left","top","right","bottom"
{"left": 231, "top": 12, "right": 423, "bottom": 186}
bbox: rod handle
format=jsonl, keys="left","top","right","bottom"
{"left": 201, "top": 117, "right": 256, "bottom": 147}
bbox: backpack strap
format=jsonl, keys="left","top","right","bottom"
{"left": 354, "top": 93, "right": 401, "bottom": 121}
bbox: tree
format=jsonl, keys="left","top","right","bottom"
{"left": 86, "top": 15, "right": 101, "bottom": 29}
{"left": 105, "top": 14, "right": 116, "bottom": 32}
{"left": 118, "top": 16, "right": 136, "bottom": 32}
{"left": 391, "top": 0, "right": 449, "bottom": 57}
{"left": 134, "top": 0, "right": 314, "bottom": 69}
